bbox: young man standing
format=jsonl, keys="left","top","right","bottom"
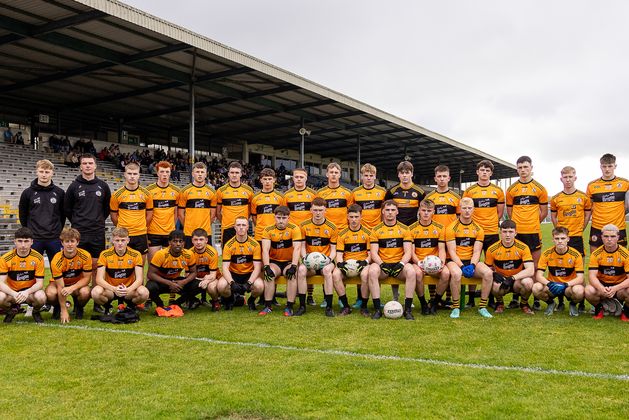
{"left": 251, "top": 168, "right": 285, "bottom": 242}
{"left": 425, "top": 165, "right": 460, "bottom": 228}
{"left": 147, "top": 161, "right": 180, "bottom": 264}
{"left": 216, "top": 161, "right": 254, "bottom": 246}
{"left": 178, "top": 162, "right": 217, "bottom": 248}
{"left": 0, "top": 228, "right": 46, "bottom": 323}
{"left": 189, "top": 228, "right": 220, "bottom": 311}
{"left": 317, "top": 162, "right": 353, "bottom": 231}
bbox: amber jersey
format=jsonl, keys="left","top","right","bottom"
{"left": 250, "top": 190, "right": 285, "bottom": 241}
{"left": 50, "top": 248, "right": 93, "bottom": 286}
{"left": 97, "top": 246, "right": 143, "bottom": 287}
{"left": 217, "top": 183, "right": 254, "bottom": 229}
{"left": 445, "top": 219, "right": 485, "bottom": 261}
{"left": 301, "top": 219, "right": 338, "bottom": 256}
{"left": 317, "top": 185, "right": 354, "bottom": 230}
{"left": 537, "top": 246, "right": 583, "bottom": 283}
{"left": 337, "top": 226, "right": 371, "bottom": 261}
{"left": 262, "top": 223, "right": 302, "bottom": 262}
{"left": 110, "top": 186, "right": 154, "bottom": 236}
{"left": 425, "top": 189, "right": 460, "bottom": 227}
{"left": 150, "top": 247, "right": 196, "bottom": 280}
{"left": 351, "top": 185, "right": 386, "bottom": 230}
{"left": 385, "top": 183, "right": 426, "bottom": 226}
{"left": 370, "top": 221, "right": 411, "bottom": 264}
{"left": 589, "top": 245, "right": 629, "bottom": 285}
{"left": 463, "top": 183, "right": 505, "bottom": 235}
{"left": 0, "top": 249, "right": 45, "bottom": 291}
{"left": 178, "top": 183, "right": 217, "bottom": 236}
{"left": 409, "top": 220, "right": 445, "bottom": 261}
{"left": 550, "top": 190, "right": 592, "bottom": 236}
{"left": 190, "top": 244, "right": 219, "bottom": 278}
{"left": 484, "top": 239, "right": 533, "bottom": 277}
{"left": 146, "top": 183, "right": 180, "bottom": 236}
{"left": 586, "top": 177, "right": 629, "bottom": 230}
{"left": 506, "top": 179, "right": 548, "bottom": 235}
{"left": 223, "top": 235, "right": 261, "bottom": 275}
{"left": 284, "top": 187, "right": 317, "bottom": 227}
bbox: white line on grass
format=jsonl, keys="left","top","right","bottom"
{"left": 33, "top": 323, "right": 629, "bottom": 382}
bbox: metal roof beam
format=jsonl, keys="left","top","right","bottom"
{"left": 249, "top": 117, "right": 382, "bottom": 140}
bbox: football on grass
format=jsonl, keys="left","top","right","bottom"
{"left": 383, "top": 301, "right": 403, "bottom": 319}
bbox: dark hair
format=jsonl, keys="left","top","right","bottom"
{"left": 600, "top": 153, "right": 616, "bottom": 165}
{"left": 228, "top": 161, "right": 243, "bottom": 171}
{"left": 516, "top": 156, "right": 532, "bottom": 165}
{"left": 15, "top": 227, "right": 33, "bottom": 240}
{"left": 382, "top": 199, "right": 398, "bottom": 208}
{"left": 79, "top": 153, "right": 96, "bottom": 163}
{"left": 260, "top": 168, "right": 276, "bottom": 178}
{"left": 434, "top": 164, "right": 450, "bottom": 174}
{"left": 274, "top": 205, "right": 290, "bottom": 216}
{"left": 168, "top": 230, "right": 185, "bottom": 241}
{"left": 476, "top": 160, "right": 494, "bottom": 171}
{"left": 348, "top": 204, "right": 362, "bottom": 214}
{"left": 312, "top": 197, "right": 327, "bottom": 207}
{"left": 191, "top": 228, "right": 208, "bottom": 238}
{"left": 500, "top": 220, "right": 517, "bottom": 230}
{"left": 552, "top": 226, "right": 569, "bottom": 237}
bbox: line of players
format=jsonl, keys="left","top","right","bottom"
{"left": 2, "top": 153, "right": 628, "bottom": 322}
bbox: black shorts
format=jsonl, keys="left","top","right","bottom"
{"left": 516, "top": 233, "right": 541, "bottom": 252}
{"left": 78, "top": 232, "right": 106, "bottom": 258}
{"left": 482, "top": 234, "right": 500, "bottom": 253}
{"left": 147, "top": 234, "right": 169, "bottom": 248}
{"left": 222, "top": 227, "right": 236, "bottom": 247}
{"left": 270, "top": 260, "right": 290, "bottom": 272}
{"left": 589, "top": 227, "right": 628, "bottom": 248}
{"left": 568, "top": 236, "right": 585, "bottom": 256}
{"left": 129, "top": 234, "right": 148, "bottom": 255}
{"left": 230, "top": 271, "right": 252, "bottom": 284}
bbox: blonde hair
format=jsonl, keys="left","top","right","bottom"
{"left": 560, "top": 166, "right": 576, "bottom": 175}
{"left": 111, "top": 227, "right": 129, "bottom": 238}
{"left": 327, "top": 162, "right": 341, "bottom": 172}
{"left": 460, "top": 197, "right": 474, "bottom": 207}
{"left": 36, "top": 159, "right": 54, "bottom": 171}
{"left": 361, "top": 163, "right": 377, "bottom": 175}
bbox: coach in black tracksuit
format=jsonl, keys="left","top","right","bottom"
{"left": 18, "top": 160, "right": 66, "bottom": 259}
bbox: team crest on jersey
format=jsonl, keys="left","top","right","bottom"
{"left": 568, "top": 258, "right": 573, "bottom": 265}
{"left": 50, "top": 197, "right": 57, "bottom": 204}
{"left": 172, "top": 261, "right": 179, "bottom": 267}
{"left": 606, "top": 256, "right": 613, "bottom": 263}
{"left": 618, "top": 257, "right": 623, "bottom": 264}
{"left": 617, "top": 183, "right": 622, "bottom": 188}
{"left": 412, "top": 192, "right": 418, "bottom": 198}
{"left": 19, "top": 261, "right": 26, "bottom": 269}
{"left": 324, "top": 229, "right": 329, "bottom": 235}
{"left": 128, "top": 259, "right": 133, "bottom": 265}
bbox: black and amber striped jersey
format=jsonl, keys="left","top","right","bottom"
{"left": 284, "top": 187, "right": 317, "bottom": 227}
{"left": 589, "top": 245, "right": 629, "bottom": 285}
{"left": 178, "top": 183, "right": 217, "bottom": 236}
{"left": 317, "top": 185, "right": 354, "bottom": 230}
{"left": 97, "top": 246, "right": 143, "bottom": 287}
{"left": 337, "top": 226, "right": 371, "bottom": 261}
{"left": 484, "top": 239, "right": 533, "bottom": 277}
{"left": 425, "top": 189, "right": 460, "bottom": 227}
{"left": 110, "top": 186, "right": 153, "bottom": 236}
{"left": 190, "top": 245, "right": 219, "bottom": 278}
{"left": 385, "top": 183, "right": 426, "bottom": 226}
{"left": 351, "top": 185, "right": 387, "bottom": 229}
{"left": 150, "top": 247, "right": 196, "bottom": 280}
{"left": 217, "top": 183, "right": 254, "bottom": 229}
{"left": 250, "top": 190, "right": 285, "bottom": 241}
{"left": 223, "top": 235, "right": 261, "bottom": 275}
{"left": 506, "top": 179, "right": 548, "bottom": 235}
{"left": 301, "top": 219, "right": 338, "bottom": 256}
{"left": 409, "top": 220, "right": 445, "bottom": 260}
{"left": 463, "top": 183, "right": 505, "bottom": 235}
{"left": 0, "top": 249, "right": 45, "bottom": 291}
{"left": 263, "top": 223, "right": 302, "bottom": 262}
{"left": 550, "top": 190, "right": 592, "bottom": 236}
{"left": 147, "top": 183, "right": 180, "bottom": 236}
{"left": 50, "top": 248, "right": 92, "bottom": 286}
{"left": 586, "top": 177, "right": 629, "bottom": 230}
{"left": 538, "top": 246, "right": 583, "bottom": 283}
{"left": 445, "top": 219, "right": 485, "bottom": 261}
{"left": 370, "top": 222, "right": 412, "bottom": 264}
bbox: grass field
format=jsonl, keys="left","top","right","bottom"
{"left": 1, "top": 223, "right": 627, "bottom": 419}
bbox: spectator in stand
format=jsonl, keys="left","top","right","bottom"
{"left": 3, "top": 127, "right": 14, "bottom": 144}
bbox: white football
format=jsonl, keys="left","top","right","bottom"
{"left": 383, "top": 301, "right": 404, "bottom": 319}
{"left": 421, "top": 255, "right": 443, "bottom": 275}
{"left": 303, "top": 252, "right": 329, "bottom": 270}
{"left": 344, "top": 259, "right": 361, "bottom": 277}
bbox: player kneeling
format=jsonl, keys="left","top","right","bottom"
{"left": 217, "top": 217, "right": 264, "bottom": 311}
{"left": 0, "top": 228, "right": 46, "bottom": 323}
{"left": 189, "top": 228, "right": 220, "bottom": 311}
{"left": 45, "top": 227, "right": 92, "bottom": 323}
{"left": 261, "top": 206, "right": 301, "bottom": 316}
{"left": 532, "top": 227, "right": 585, "bottom": 316}
{"left": 91, "top": 227, "right": 149, "bottom": 313}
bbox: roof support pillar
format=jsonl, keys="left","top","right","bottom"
{"left": 299, "top": 117, "right": 305, "bottom": 168}
{"left": 356, "top": 134, "right": 361, "bottom": 182}
{"left": 189, "top": 49, "right": 197, "bottom": 165}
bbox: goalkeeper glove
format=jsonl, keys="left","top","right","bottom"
{"left": 356, "top": 259, "right": 369, "bottom": 274}
{"left": 337, "top": 261, "right": 349, "bottom": 276}
{"left": 501, "top": 275, "right": 515, "bottom": 291}
{"left": 388, "top": 262, "right": 405, "bottom": 277}
{"left": 263, "top": 265, "right": 275, "bottom": 282}
{"left": 548, "top": 281, "right": 568, "bottom": 297}
{"left": 285, "top": 264, "right": 297, "bottom": 280}
{"left": 461, "top": 264, "right": 476, "bottom": 278}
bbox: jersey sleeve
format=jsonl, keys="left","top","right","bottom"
{"left": 574, "top": 253, "right": 584, "bottom": 273}
{"left": 216, "top": 189, "right": 223, "bottom": 205}
{"left": 522, "top": 244, "right": 533, "bottom": 262}
{"left": 292, "top": 225, "right": 303, "bottom": 241}
{"left": 110, "top": 194, "right": 119, "bottom": 212}
{"left": 505, "top": 188, "right": 513, "bottom": 207}
{"left": 177, "top": 189, "right": 187, "bottom": 208}
{"left": 250, "top": 195, "right": 258, "bottom": 216}
{"left": 403, "top": 227, "right": 412, "bottom": 242}
{"left": 222, "top": 243, "right": 232, "bottom": 261}
{"left": 550, "top": 196, "right": 558, "bottom": 213}
{"left": 83, "top": 253, "right": 93, "bottom": 271}
{"left": 584, "top": 194, "right": 592, "bottom": 211}
{"left": 537, "top": 251, "right": 549, "bottom": 271}
{"left": 588, "top": 252, "right": 598, "bottom": 270}
{"left": 539, "top": 186, "right": 549, "bottom": 205}
{"left": 484, "top": 249, "right": 495, "bottom": 266}
{"left": 337, "top": 234, "right": 345, "bottom": 253}
{"left": 145, "top": 191, "right": 154, "bottom": 211}
{"left": 210, "top": 248, "right": 219, "bottom": 271}
{"left": 97, "top": 251, "right": 106, "bottom": 268}
{"left": 150, "top": 250, "right": 165, "bottom": 267}
{"left": 253, "top": 242, "right": 262, "bottom": 261}
{"left": 476, "top": 226, "right": 485, "bottom": 242}
{"left": 35, "top": 257, "right": 45, "bottom": 278}
{"left": 330, "top": 227, "right": 338, "bottom": 245}
{"left": 133, "top": 251, "right": 143, "bottom": 267}
{"left": 0, "top": 257, "right": 7, "bottom": 275}
{"left": 445, "top": 224, "right": 456, "bottom": 242}
{"left": 496, "top": 187, "right": 505, "bottom": 204}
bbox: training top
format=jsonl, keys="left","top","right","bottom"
{"left": 0, "top": 249, "right": 45, "bottom": 291}
{"left": 586, "top": 177, "right": 629, "bottom": 231}
{"left": 65, "top": 175, "right": 111, "bottom": 235}
{"left": 385, "top": 183, "right": 426, "bottom": 227}
{"left": 463, "top": 182, "right": 505, "bottom": 235}
{"left": 18, "top": 179, "right": 66, "bottom": 240}
{"left": 110, "top": 186, "right": 153, "bottom": 236}
{"left": 537, "top": 246, "right": 583, "bottom": 283}
{"left": 506, "top": 179, "right": 548, "bottom": 235}
{"left": 484, "top": 239, "right": 533, "bottom": 277}
{"left": 50, "top": 248, "right": 93, "bottom": 286}
{"left": 147, "top": 183, "right": 180, "bottom": 236}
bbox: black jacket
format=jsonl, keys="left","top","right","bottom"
{"left": 18, "top": 179, "right": 66, "bottom": 240}
{"left": 64, "top": 175, "right": 111, "bottom": 235}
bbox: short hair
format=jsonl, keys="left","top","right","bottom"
{"left": 59, "top": 227, "right": 81, "bottom": 242}
{"left": 601, "top": 224, "right": 619, "bottom": 234}
{"left": 500, "top": 220, "right": 517, "bottom": 230}
{"left": 168, "top": 230, "right": 185, "bottom": 241}
{"left": 191, "top": 228, "right": 208, "bottom": 238}
{"left": 228, "top": 161, "right": 243, "bottom": 171}
{"left": 274, "top": 205, "right": 290, "bottom": 216}
{"left": 477, "top": 160, "right": 494, "bottom": 171}
{"left": 360, "top": 163, "right": 377, "bottom": 175}
{"left": 460, "top": 197, "right": 474, "bottom": 207}
{"left": 382, "top": 199, "right": 398, "bottom": 208}
{"left": 124, "top": 162, "right": 140, "bottom": 171}
{"left": 516, "top": 156, "right": 532, "bottom": 165}
{"left": 36, "top": 159, "right": 54, "bottom": 171}
{"left": 15, "top": 227, "right": 33, "bottom": 240}
{"left": 111, "top": 227, "right": 129, "bottom": 238}
{"left": 348, "top": 204, "right": 362, "bottom": 214}
{"left": 552, "top": 226, "right": 569, "bottom": 237}
{"left": 434, "top": 164, "right": 450, "bottom": 174}
{"left": 293, "top": 168, "right": 308, "bottom": 176}
{"left": 234, "top": 216, "right": 249, "bottom": 224}
{"left": 192, "top": 162, "right": 207, "bottom": 171}
{"left": 260, "top": 168, "right": 276, "bottom": 178}
{"left": 312, "top": 197, "right": 327, "bottom": 207}
{"left": 420, "top": 198, "right": 435, "bottom": 209}
{"left": 600, "top": 153, "right": 616, "bottom": 165}
{"left": 156, "top": 161, "right": 172, "bottom": 171}
{"left": 79, "top": 154, "right": 96, "bottom": 164}
{"left": 397, "top": 161, "right": 413, "bottom": 173}
{"left": 327, "top": 162, "right": 341, "bottom": 172}
{"left": 560, "top": 166, "right": 576, "bottom": 175}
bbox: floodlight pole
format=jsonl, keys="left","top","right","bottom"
{"left": 356, "top": 135, "right": 361, "bottom": 182}
{"left": 189, "top": 49, "right": 197, "bottom": 166}
{"left": 299, "top": 117, "right": 305, "bottom": 168}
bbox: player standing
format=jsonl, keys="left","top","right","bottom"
{"left": 216, "top": 161, "right": 254, "bottom": 246}
{"left": 251, "top": 168, "right": 285, "bottom": 241}
{"left": 146, "top": 161, "right": 180, "bottom": 264}
{"left": 178, "top": 162, "right": 217, "bottom": 247}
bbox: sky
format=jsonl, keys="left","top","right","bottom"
{"left": 123, "top": 0, "right": 629, "bottom": 192}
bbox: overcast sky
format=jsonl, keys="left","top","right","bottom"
{"left": 123, "top": 0, "right": 628, "bottom": 192}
